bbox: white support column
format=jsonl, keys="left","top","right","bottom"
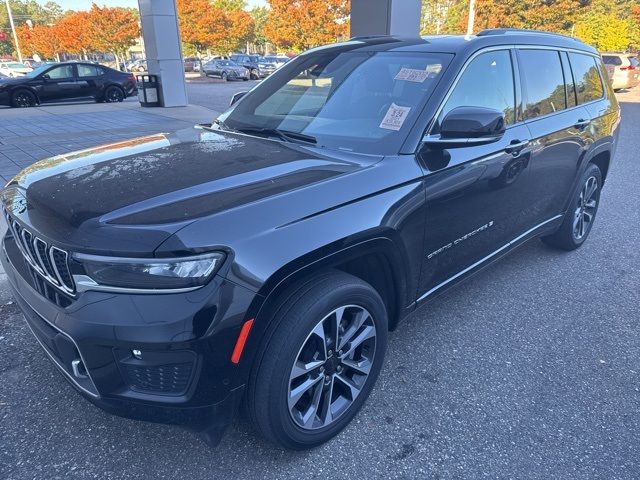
{"left": 350, "top": 0, "right": 422, "bottom": 38}
{"left": 137, "top": 0, "right": 188, "bottom": 107}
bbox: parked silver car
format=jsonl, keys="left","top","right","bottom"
{"left": 602, "top": 53, "right": 639, "bottom": 91}
{"left": 203, "top": 59, "right": 249, "bottom": 81}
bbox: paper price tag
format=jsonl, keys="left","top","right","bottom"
{"left": 395, "top": 67, "right": 429, "bottom": 83}
{"left": 380, "top": 103, "right": 411, "bottom": 131}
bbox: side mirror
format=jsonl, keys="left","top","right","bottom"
{"left": 229, "top": 90, "right": 248, "bottom": 106}
{"left": 41, "top": 73, "right": 50, "bottom": 81}
{"left": 423, "top": 106, "right": 506, "bottom": 148}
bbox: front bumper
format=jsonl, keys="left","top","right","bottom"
{"left": 0, "top": 89, "right": 10, "bottom": 106}
{"left": 1, "top": 233, "right": 257, "bottom": 429}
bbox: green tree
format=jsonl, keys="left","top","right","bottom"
{"left": 249, "top": 6, "right": 268, "bottom": 52}
{"left": 574, "top": 0, "right": 638, "bottom": 52}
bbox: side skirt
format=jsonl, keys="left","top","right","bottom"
{"left": 415, "top": 214, "right": 564, "bottom": 306}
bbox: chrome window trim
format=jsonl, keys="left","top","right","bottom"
{"left": 425, "top": 44, "right": 607, "bottom": 140}
{"left": 417, "top": 215, "right": 563, "bottom": 303}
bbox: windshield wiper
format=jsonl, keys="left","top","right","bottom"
{"left": 235, "top": 127, "right": 317, "bottom": 145}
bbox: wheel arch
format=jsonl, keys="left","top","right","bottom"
{"left": 10, "top": 86, "right": 40, "bottom": 105}
{"left": 247, "top": 234, "right": 411, "bottom": 339}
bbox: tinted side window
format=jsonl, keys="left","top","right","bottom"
{"left": 78, "top": 64, "right": 101, "bottom": 77}
{"left": 46, "top": 65, "right": 74, "bottom": 80}
{"left": 519, "top": 49, "right": 566, "bottom": 119}
{"left": 602, "top": 55, "right": 622, "bottom": 66}
{"left": 438, "top": 50, "right": 515, "bottom": 128}
{"left": 569, "top": 53, "right": 603, "bottom": 104}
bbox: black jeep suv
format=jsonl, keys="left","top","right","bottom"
{"left": 0, "top": 30, "right": 620, "bottom": 449}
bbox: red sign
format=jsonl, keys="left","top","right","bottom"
{"left": 0, "top": 32, "right": 7, "bottom": 41}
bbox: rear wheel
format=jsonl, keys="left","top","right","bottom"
{"left": 104, "top": 85, "right": 124, "bottom": 103}
{"left": 542, "top": 163, "right": 602, "bottom": 250}
{"left": 221, "top": 71, "right": 228, "bottom": 82}
{"left": 247, "top": 270, "right": 388, "bottom": 449}
{"left": 11, "top": 89, "right": 36, "bottom": 108}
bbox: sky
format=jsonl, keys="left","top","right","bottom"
{"left": 37, "top": 0, "right": 266, "bottom": 10}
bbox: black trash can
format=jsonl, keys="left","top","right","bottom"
{"left": 136, "top": 74, "right": 161, "bottom": 107}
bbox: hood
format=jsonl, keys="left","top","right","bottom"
{"left": 0, "top": 77, "right": 28, "bottom": 85}
{"left": 2, "top": 127, "right": 371, "bottom": 255}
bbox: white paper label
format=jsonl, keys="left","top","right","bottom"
{"left": 395, "top": 67, "right": 429, "bottom": 83}
{"left": 379, "top": 103, "right": 411, "bottom": 131}
{"left": 145, "top": 88, "right": 158, "bottom": 103}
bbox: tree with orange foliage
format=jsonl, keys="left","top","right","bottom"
{"left": 453, "top": 0, "right": 582, "bottom": 34}
{"left": 264, "top": 0, "right": 349, "bottom": 52}
{"left": 86, "top": 4, "right": 139, "bottom": 69}
{"left": 16, "top": 24, "right": 61, "bottom": 61}
{"left": 55, "top": 11, "right": 92, "bottom": 58}
{"left": 177, "top": 0, "right": 253, "bottom": 59}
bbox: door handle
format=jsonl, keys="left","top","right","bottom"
{"left": 504, "top": 139, "right": 529, "bottom": 155}
{"left": 574, "top": 118, "right": 591, "bottom": 129}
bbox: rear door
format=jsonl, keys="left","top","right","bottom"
{"left": 76, "top": 64, "right": 105, "bottom": 99}
{"left": 516, "top": 48, "right": 592, "bottom": 229}
{"left": 38, "top": 64, "right": 82, "bottom": 102}
{"left": 417, "top": 49, "right": 534, "bottom": 298}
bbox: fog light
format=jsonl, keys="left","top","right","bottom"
{"left": 132, "top": 349, "right": 143, "bottom": 359}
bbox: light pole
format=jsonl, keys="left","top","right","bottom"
{"left": 466, "top": 0, "right": 476, "bottom": 36}
{"left": 4, "top": 0, "right": 23, "bottom": 63}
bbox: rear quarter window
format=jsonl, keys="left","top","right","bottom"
{"left": 602, "top": 55, "right": 622, "bottom": 66}
{"left": 569, "top": 53, "right": 604, "bottom": 104}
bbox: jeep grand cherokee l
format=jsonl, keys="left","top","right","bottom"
{"left": 0, "top": 30, "right": 620, "bottom": 449}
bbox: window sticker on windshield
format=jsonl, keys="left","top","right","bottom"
{"left": 395, "top": 67, "right": 430, "bottom": 83}
{"left": 380, "top": 103, "right": 411, "bottom": 131}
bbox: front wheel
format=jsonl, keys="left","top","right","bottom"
{"left": 247, "top": 271, "right": 388, "bottom": 449}
{"left": 11, "top": 89, "right": 36, "bottom": 108}
{"left": 542, "top": 163, "right": 602, "bottom": 250}
{"left": 221, "top": 71, "right": 228, "bottom": 82}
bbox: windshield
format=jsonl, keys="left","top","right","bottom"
{"left": 6, "top": 62, "right": 26, "bottom": 69}
{"left": 219, "top": 50, "right": 451, "bottom": 154}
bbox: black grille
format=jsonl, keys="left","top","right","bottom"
{"left": 124, "top": 363, "right": 193, "bottom": 395}
{"left": 3, "top": 208, "right": 75, "bottom": 295}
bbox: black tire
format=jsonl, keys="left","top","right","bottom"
{"left": 221, "top": 71, "right": 228, "bottom": 81}
{"left": 104, "top": 85, "right": 124, "bottom": 103}
{"left": 250, "top": 68, "right": 259, "bottom": 80}
{"left": 11, "top": 89, "right": 36, "bottom": 108}
{"left": 542, "top": 163, "right": 602, "bottom": 250}
{"left": 247, "top": 270, "right": 388, "bottom": 449}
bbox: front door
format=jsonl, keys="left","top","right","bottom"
{"left": 417, "top": 49, "right": 533, "bottom": 300}
{"left": 38, "top": 64, "right": 81, "bottom": 102}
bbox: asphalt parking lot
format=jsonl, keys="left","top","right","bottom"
{"left": 0, "top": 86, "right": 639, "bottom": 479}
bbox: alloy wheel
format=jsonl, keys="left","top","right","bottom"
{"left": 288, "top": 305, "right": 377, "bottom": 430}
{"left": 106, "top": 88, "right": 123, "bottom": 102}
{"left": 14, "top": 92, "right": 33, "bottom": 107}
{"left": 573, "top": 175, "right": 598, "bottom": 240}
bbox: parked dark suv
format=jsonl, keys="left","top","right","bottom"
{"left": 0, "top": 30, "right": 620, "bottom": 449}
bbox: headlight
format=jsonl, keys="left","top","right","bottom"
{"left": 73, "top": 252, "right": 225, "bottom": 290}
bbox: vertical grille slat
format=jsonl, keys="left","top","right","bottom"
{"left": 3, "top": 208, "right": 75, "bottom": 296}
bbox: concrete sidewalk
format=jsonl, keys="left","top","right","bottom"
{"left": 0, "top": 101, "right": 220, "bottom": 183}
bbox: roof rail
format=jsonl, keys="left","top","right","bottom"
{"left": 477, "top": 28, "right": 580, "bottom": 41}
{"left": 349, "top": 34, "right": 393, "bottom": 41}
